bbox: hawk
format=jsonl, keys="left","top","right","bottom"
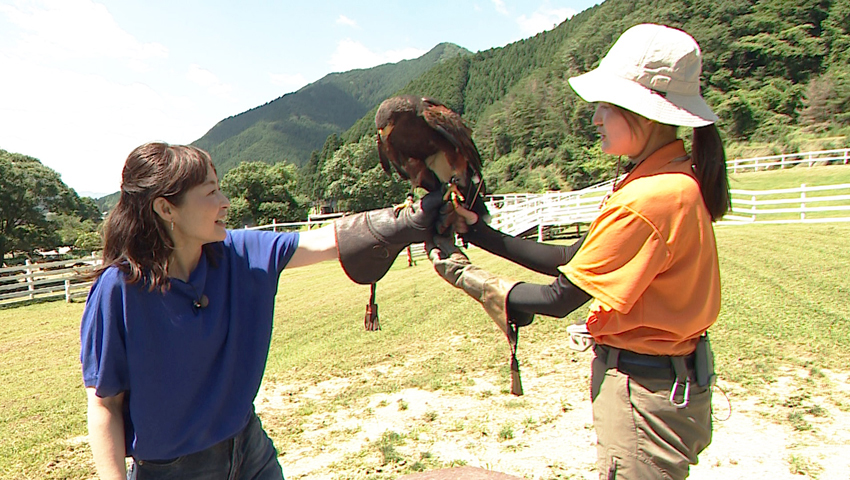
{"left": 375, "top": 95, "right": 488, "bottom": 221}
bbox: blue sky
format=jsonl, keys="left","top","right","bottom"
{"left": 0, "top": 0, "right": 599, "bottom": 197}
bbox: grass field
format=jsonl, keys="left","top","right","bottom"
{"left": 1, "top": 166, "right": 849, "bottom": 479}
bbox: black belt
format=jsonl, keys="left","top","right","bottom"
{"left": 597, "top": 345, "right": 695, "bottom": 379}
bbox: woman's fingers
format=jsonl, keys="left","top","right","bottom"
{"left": 451, "top": 196, "right": 479, "bottom": 225}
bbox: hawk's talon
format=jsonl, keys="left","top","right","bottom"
{"left": 392, "top": 196, "right": 415, "bottom": 213}
{"left": 443, "top": 184, "right": 465, "bottom": 204}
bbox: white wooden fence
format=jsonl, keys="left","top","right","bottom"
{"left": 482, "top": 180, "right": 850, "bottom": 235}
{"left": 483, "top": 180, "right": 615, "bottom": 239}
{"left": 720, "top": 183, "right": 850, "bottom": 225}
{"left": 240, "top": 151, "right": 850, "bottom": 239}
{"left": 1, "top": 148, "right": 847, "bottom": 308}
{"left": 483, "top": 149, "right": 850, "bottom": 234}
{"left": 726, "top": 147, "right": 850, "bottom": 174}
{"left": 0, "top": 256, "right": 101, "bottom": 306}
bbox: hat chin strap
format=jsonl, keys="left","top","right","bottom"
{"left": 631, "top": 124, "right": 678, "bottom": 164}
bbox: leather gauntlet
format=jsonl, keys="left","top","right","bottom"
{"left": 335, "top": 193, "right": 441, "bottom": 284}
{"left": 428, "top": 236, "right": 533, "bottom": 395}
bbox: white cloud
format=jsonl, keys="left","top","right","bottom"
{"left": 0, "top": 53, "right": 212, "bottom": 195}
{"left": 186, "top": 64, "right": 233, "bottom": 99}
{"left": 270, "top": 72, "right": 309, "bottom": 92}
{"left": 335, "top": 15, "right": 357, "bottom": 27}
{"left": 516, "top": 7, "right": 576, "bottom": 36}
{"left": 328, "top": 39, "right": 426, "bottom": 72}
{"left": 0, "top": 0, "right": 196, "bottom": 195}
{"left": 492, "top": 0, "right": 509, "bottom": 15}
{"left": 0, "top": 0, "right": 167, "bottom": 69}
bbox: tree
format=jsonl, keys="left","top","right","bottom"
{"left": 74, "top": 231, "right": 103, "bottom": 254}
{"left": 54, "top": 215, "right": 100, "bottom": 252}
{"left": 321, "top": 137, "right": 408, "bottom": 212}
{"left": 0, "top": 150, "right": 85, "bottom": 263}
{"left": 800, "top": 69, "right": 850, "bottom": 127}
{"left": 220, "top": 161, "right": 307, "bottom": 227}
{"left": 52, "top": 194, "right": 103, "bottom": 253}
{"left": 299, "top": 134, "right": 344, "bottom": 203}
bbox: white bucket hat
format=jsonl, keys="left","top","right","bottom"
{"left": 568, "top": 23, "right": 718, "bottom": 127}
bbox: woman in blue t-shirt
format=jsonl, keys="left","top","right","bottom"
{"left": 81, "top": 142, "right": 439, "bottom": 479}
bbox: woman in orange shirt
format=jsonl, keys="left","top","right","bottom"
{"left": 428, "top": 23, "right": 730, "bottom": 479}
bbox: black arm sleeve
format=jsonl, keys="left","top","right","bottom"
{"left": 507, "top": 274, "right": 592, "bottom": 319}
{"left": 462, "top": 221, "right": 587, "bottom": 277}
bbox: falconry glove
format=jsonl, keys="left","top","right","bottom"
{"left": 335, "top": 190, "right": 443, "bottom": 285}
{"left": 427, "top": 235, "right": 533, "bottom": 395}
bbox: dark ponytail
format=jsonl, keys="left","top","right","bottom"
{"left": 691, "top": 125, "right": 730, "bottom": 221}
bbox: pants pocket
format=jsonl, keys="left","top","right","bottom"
{"left": 600, "top": 453, "right": 618, "bottom": 479}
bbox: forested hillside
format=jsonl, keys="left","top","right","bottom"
{"left": 6, "top": 0, "right": 849, "bottom": 254}
{"left": 306, "top": 0, "right": 849, "bottom": 203}
{"left": 108, "top": 0, "right": 850, "bottom": 224}
{"left": 191, "top": 42, "right": 470, "bottom": 173}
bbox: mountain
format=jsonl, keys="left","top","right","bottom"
{"left": 334, "top": 0, "right": 850, "bottom": 194}
{"left": 192, "top": 42, "right": 470, "bottom": 174}
{"left": 100, "top": 0, "right": 849, "bottom": 208}
{"left": 95, "top": 191, "right": 120, "bottom": 213}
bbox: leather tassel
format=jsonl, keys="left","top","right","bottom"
{"left": 364, "top": 283, "right": 380, "bottom": 331}
{"left": 510, "top": 353, "right": 523, "bottom": 396}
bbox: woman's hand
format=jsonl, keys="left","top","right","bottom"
{"left": 440, "top": 195, "right": 480, "bottom": 235}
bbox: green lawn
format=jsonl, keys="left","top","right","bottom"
{"left": 1, "top": 222, "right": 848, "bottom": 479}
{"left": 2, "top": 163, "right": 849, "bottom": 478}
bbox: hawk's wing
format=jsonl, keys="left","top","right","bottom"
{"left": 420, "top": 98, "right": 484, "bottom": 180}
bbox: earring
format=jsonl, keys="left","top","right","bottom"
{"left": 171, "top": 221, "right": 174, "bottom": 231}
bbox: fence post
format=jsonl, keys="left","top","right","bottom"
{"left": 845, "top": 148, "right": 848, "bottom": 165}
{"left": 25, "top": 259, "right": 34, "bottom": 299}
{"left": 65, "top": 279, "right": 71, "bottom": 302}
{"left": 801, "top": 184, "right": 806, "bottom": 221}
{"left": 808, "top": 154, "right": 814, "bottom": 168}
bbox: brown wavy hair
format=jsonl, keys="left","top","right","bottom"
{"left": 94, "top": 142, "right": 217, "bottom": 291}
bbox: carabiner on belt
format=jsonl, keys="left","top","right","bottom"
{"left": 669, "top": 356, "right": 691, "bottom": 408}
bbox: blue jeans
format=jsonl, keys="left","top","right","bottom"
{"left": 127, "top": 413, "right": 284, "bottom": 480}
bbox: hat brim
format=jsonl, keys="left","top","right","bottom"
{"left": 568, "top": 69, "right": 718, "bottom": 128}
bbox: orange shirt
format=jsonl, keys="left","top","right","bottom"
{"left": 560, "top": 140, "right": 720, "bottom": 356}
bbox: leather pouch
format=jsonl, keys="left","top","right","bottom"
{"left": 695, "top": 334, "right": 716, "bottom": 387}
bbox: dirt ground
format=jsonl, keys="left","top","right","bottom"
{"left": 255, "top": 344, "right": 850, "bottom": 480}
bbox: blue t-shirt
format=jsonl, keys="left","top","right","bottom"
{"left": 80, "top": 229, "right": 299, "bottom": 460}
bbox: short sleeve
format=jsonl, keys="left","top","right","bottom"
{"left": 560, "top": 204, "right": 670, "bottom": 313}
{"left": 80, "top": 268, "right": 130, "bottom": 398}
{"left": 225, "top": 230, "right": 300, "bottom": 276}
